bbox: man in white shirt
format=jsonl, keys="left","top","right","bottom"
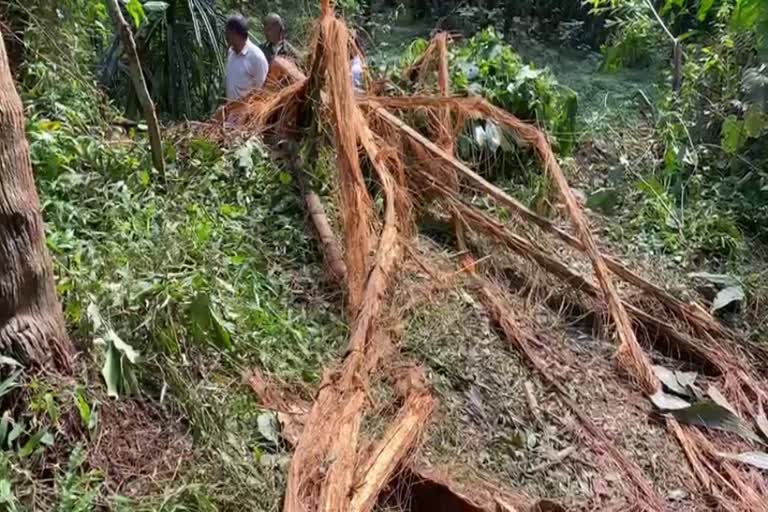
{"left": 224, "top": 15, "right": 268, "bottom": 101}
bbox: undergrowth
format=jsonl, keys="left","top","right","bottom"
{"left": 0, "top": 42, "right": 345, "bottom": 510}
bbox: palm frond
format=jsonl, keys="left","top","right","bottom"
{"left": 101, "top": 0, "right": 225, "bottom": 119}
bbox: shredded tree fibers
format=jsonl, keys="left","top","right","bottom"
{"left": 208, "top": 3, "right": 768, "bottom": 509}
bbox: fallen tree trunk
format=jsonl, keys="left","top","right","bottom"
{"left": 276, "top": 140, "right": 348, "bottom": 288}
{"left": 349, "top": 372, "right": 436, "bottom": 512}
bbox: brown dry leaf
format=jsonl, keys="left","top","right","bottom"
{"left": 653, "top": 366, "right": 687, "bottom": 396}
{"left": 650, "top": 390, "right": 690, "bottom": 411}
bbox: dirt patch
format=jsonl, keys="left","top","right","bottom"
{"left": 89, "top": 399, "right": 192, "bottom": 497}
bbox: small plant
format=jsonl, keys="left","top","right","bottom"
{"left": 450, "top": 27, "right": 579, "bottom": 154}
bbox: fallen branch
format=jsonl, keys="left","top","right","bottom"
{"left": 442, "top": 191, "right": 725, "bottom": 373}
{"left": 276, "top": 140, "right": 348, "bottom": 288}
{"left": 105, "top": 0, "right": 165, "bottom": 176}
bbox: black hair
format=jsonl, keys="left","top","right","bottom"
{"left": 225, "top": 15, "right": 249, "bottom": 39}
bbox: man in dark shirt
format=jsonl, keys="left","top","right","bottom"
{"left": 260, "top": 13, "right": 299, "bottom": 64}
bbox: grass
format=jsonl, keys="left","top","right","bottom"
{"left": 0, "top": 52, "right": 348, "bottom": 510}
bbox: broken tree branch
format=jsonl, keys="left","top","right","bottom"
{"left": 105, "top": 0, "right": 165, "bottom": 177}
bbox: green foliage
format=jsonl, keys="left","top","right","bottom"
{"left": 601, "top": 13, "right": 658, "bottom": 70}
{"left": 449, "top": 28, "right": 579, "bottom": 153}
{"left": 126, "top": 0, "right": 148, "bottom": 28}
{"left": 4, "top": 17, "right": 344, "bottom": 503}
{"left": 101, "top": 0, "right": 225, "bottom": 120}
{"left": 587, "top": 0, "right": 768, "bottom": 247}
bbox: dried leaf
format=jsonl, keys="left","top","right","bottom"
{"left": 688, "top": 272, "right": 739, "bottom": 287}
{"left": 651, "top": 390, "right": 690, "bottom": 411}
{"left": 674, "top": 370, "right": 698, "bottom": 389}
{"left": 653, "top": 366, "right": 687, "bottom": 395}
{"left": 712, "top": 286, "right": 745, "bottom": 313}
{"left": 668, "top": 489, "right": 688, "bottom": 501}
{"left": 717, "top": 451, "right": 768, "bottom": 471}
{"left": 257, "top": 412, "right": 281, "bottom": 447}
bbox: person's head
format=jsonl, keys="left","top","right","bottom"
{"left": 263, "top": 13, "right": 285, "bottom": 45}
{"left": 225, "top": 15, "right": 249, "bottom": 53}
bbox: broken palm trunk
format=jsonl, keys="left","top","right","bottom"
{"left": 275, "top": 139, "right": 347, "bottom": 288}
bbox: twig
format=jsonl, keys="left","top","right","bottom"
{"left": 524, "top": 381, "right": 543, "bottom": 427}
{"left": 530, "top": 446, "right": 577, "bottom": 473}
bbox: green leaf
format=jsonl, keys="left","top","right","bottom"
{"left": 75, "top": 390, "right": 92, "bottom": 428}
{"left": 698, "top": 0, "right": 715, "bottom": 21}
{"left": 712, "top": 286, "right": 745, "bottom": 312}
{"left": 278, "top": 172, "right": 293, "bottom": 185}
{"left": 102, "top": 339, "right": 121, "bottom": 398}
{"left": 0, "top": 479, "right": 17, "bottom": 511}
{"left": 19, "top": 429, "right": 47, "bottom": 457}
{"left": 586, "top": 188, "right": 619, "bottom": 215}
{"left": 40, "top": 432, "right": 54, "bottom": 447}
{"left": 208, "top": 303, "right": 233, "bottom": 350}
{"left": 0, "top": 412, "right": 10, "bottom": 447}
{"left": 636, "top": 177, "right": 665, "bottom": 198}
{"left": 721, "top": 116, "right": 745, "bottom": 154}
{"left": 220, "top": 204, "right": 247, "bottom": 218}
{"left": 125, "top": 0, "right": 146, "bottom": 28}
{"left": 106, "top": 330, "right": 139, "bottom": 364}
{"left": 7, "top": 421, "right": 24, "bottom": 445}
{"left": 0, "top": 370, "right": 21, "bottom": 400}
{"left": 189, "top": 294, "right": 233, "bottom": 350}
{"left": 195, "top": 221, "right": 213, "bottom": 243}
{"left": 744, "top": 107, "right": 765, "bottom": 138}
{"left": 139, "top": 170, "right": 151, "bottom": 187}
{"left": 730, "top": 0, "right": 765, "bottom": 31}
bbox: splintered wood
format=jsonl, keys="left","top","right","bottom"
{"left": 227, "top": 2, "right": 768, "bottom": 510}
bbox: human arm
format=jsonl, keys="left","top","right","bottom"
{"left": 247, "top": 48, "right": 269, "bottom": 89}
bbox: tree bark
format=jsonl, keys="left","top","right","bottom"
{"left": 0, "top": 32, "right": 74, "bottom": 371}
{"left": 106, "top": 0, "right": 165, "bottom": 176}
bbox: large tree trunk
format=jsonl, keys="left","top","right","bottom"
{"left": 0, "top": 31, "right": 74, "bottom": 371}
